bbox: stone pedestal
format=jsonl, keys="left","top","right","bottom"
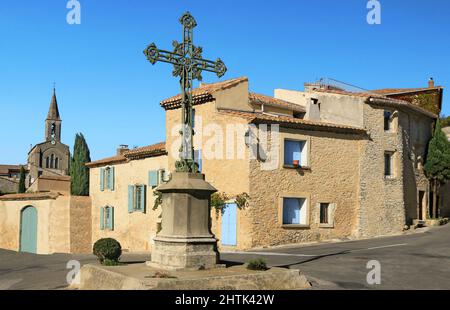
{"left": 147, "top": 172, "right": 219, "bottom": 270}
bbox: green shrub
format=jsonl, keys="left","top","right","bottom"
{"left": 93, "top": 238, "right": 122, "bottom": 265}
{"left": 246, "top": 258, "right": 268, "bottom": 271}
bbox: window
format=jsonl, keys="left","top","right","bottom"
{"left": 100, "top": 166, "right": 115, "bottom": 191}
{"left": 384, "top": 111, "right": 392, "bottom": 131}
{"left": 54, "top": 158, "right": 59, "bottom": 169}
{"left": 194, "top": 149, "right": 202, "bottom": 172}
{"left": 128, "top": 184, "right": 146, "bottom": 213}
{"left": 46, "top": 157, "right": 50, "bottom": 168}
{"left": 50, "top": 154, "right": 55, "bottom": 169}
{"left": 100, "top": 206, "right": 114, "bottom": 230}
{"left": 284, "top": 140, "right": 306, "bottom": 167}
{"left": 282, "top": 197, "right": 307, "bottom": 225}
{"left": 320, "top": 203, "right": 329, "bottom": 224}
{"left": 384, "top": 152, "right": 393, "bottom": 177}
{"left": 192, "top": 108, "right": 196, "bottom": 129}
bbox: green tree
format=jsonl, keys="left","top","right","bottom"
{"left": 424, "top": 120, "right": 450, "bottom": 218}
{"left": 18, "top": 166, "right": 26, "bottom": 194}
{"left": 70, "top": 133, "right": 91, "bottom": 196}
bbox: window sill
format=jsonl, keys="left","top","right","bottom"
{"left": 283, "top": 165, "right": 311, "bottom": 171}
{"left": 384, "top": 176, "right": 396, "bottom": 181}
{"left": 319, "top": 223, "right": 334, "bottom": 229}
{"left": 281, "top": 224, "right": 310, "bottom": 229}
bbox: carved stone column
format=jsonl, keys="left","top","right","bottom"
{"left": 147, "top": 172, "right": 219, "bottom": 270}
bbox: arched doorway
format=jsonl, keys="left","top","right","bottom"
{"left": 20, "top": 206, "right": 38, "bottom": 253}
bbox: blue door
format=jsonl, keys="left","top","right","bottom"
{"left": 221, "top": 203, "right": 237, "bottom": 246}
{"left": 20, "top": 206, "right": 38, "bottom": 253}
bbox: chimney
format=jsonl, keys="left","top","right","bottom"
{"left": 428, "top": 77, "right": 435, "bottom": 88}
{"left": 117, "top": 144, "right": 129, "bottom": 155}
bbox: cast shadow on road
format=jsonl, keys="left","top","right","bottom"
{"left": 275, "top": 250, "right": 351, "bottom": 269}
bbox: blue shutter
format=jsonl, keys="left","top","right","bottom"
{"left": 100, "top": 168, "right": 105, "bottom": 191}
{"left": 110, "top": 207, "right": 114, "bottom": 230}
{"left": 109, "top": 167, "right": 115, "bottom": 191}
{"left": 100, "top": 207, "right": 105, "bottom": 230}
{"left": 149, "top": 170, "right": 158, "bottom": 187}
{"left": 128, "top": 185, "right": 134, "bottom": 213}
{"left": 195, "top": 150, "right": 202, "bottom": 172}
{"left": 140, "top": 185, "right": 146, "bottom": 213}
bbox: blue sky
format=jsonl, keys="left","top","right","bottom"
{"left": 0, "top": 0, "right": 449, "bottom": 164}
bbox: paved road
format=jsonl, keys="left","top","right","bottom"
{"left": 222, "top": 225, "right": 450, "bottom": 289}
{"left": 0, "top": 225, "right": 449, "bottom": 289}
{"left": 0, "top": 251, "right": 149, "bottom": 290}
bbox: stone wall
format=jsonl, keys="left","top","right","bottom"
{"left": 248, "top": 127, "right": 364, "bottom": 248}
{"left": 0, "top": 194, "right": 71, "bottom": 254}
{"left": 90, "top": 155, "right": 168, "bottom": 252}
{"left": 356, "top": 104, "right": 406, "bottom": 237}
{"left": 165, "top": 94, "right": 252, "bottom": 249}
{"left": 0, "top": 176, "right": 18, "bottom": 194}
{"left": 70, "top": 196, "right": 92, "bottom": 253}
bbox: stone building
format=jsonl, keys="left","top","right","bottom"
{"left": 0, "top": 89, "right": 91, "bottom": 255}
{"left": 27, "top": 88, "right": 70, "bottom": 186}
{"left": 85, "top": 77, "right": 450, "bottom": 252}
{"left": 0, "top": 165, "right": 28, "bottom": 194}
{"left": 1, "top": 77, "right": 449, "bottom": 254}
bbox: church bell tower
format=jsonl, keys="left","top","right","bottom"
{"left": 45, "top": 88, "right": 62, "bottom": 144}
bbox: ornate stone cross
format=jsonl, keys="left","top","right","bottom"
{"left": 144, "top": 12, "right": 227, "bottom": 172}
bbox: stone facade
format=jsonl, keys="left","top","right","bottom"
{"left": 84, "top": 77, "right": 447, "bottom": 252}
{"left": 3, "top": 77, "right": 445, "bottom": 255}
{"left": 0, "top": 193, "right": 92, "bottom": 254}
{"left": 88, "top": 149, "right": 168, "bottom": 252}
{"left": 27, "top": 89, "right": 70, "bottom": 185}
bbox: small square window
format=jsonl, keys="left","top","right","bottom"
{"left": 320, "top": 203, "right": 329, "bottom": 224}
{"left": 284, "top": 140, "right": 305, "bottom": 166}
{"left": 282, "top": 197, "right": 307, "bottom": 225}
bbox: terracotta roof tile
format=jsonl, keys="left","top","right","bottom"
{"left": 218, "top": 109, "right": 366, "bottom": 134}
{"left": 160, "top": 77, "right": 248, "bottom": 109}
{"left": 85, "top": 142, "right": 167, "bottom": 168}
{"left": 124, "top": 142, "right": 167, "bottom": 160}
{"left": 0, "top": 191, "right": 61, "bottom": 201}
{"left": 0, "top": 165, "right": 27, "bottom": 174}
{"left": 371, "top": 87, "right": 442, "bottom": 95}
{"left": 85, "top": 155, "right": 127, "bottom": 168}
{"left": 249, "top": 93, "right": 306, "bottom": 113}
{"left": 313, "top": 88, "right": 438, "bottom": 118}
{"left": 313, "top": 88, "right": 386, "bottom": 98}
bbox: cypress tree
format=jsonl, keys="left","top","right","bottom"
{"left": 18, "top": 166, "right": 26, "bottom": 194}
{"left": 424, "top": 120, "right": 450, "bottom": 218}
{"left": 70, "top": 133, "right": 91, "bottom": 196}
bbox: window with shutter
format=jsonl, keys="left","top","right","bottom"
{"left": 109, "top": 167, "right": 115, "bottom": 191}
{"left": 149, "top": 170, "right": 158, "bottom": 187}
{"left": 100, "top": 168, "right": 105, "bottom": 191}
{"left": 139, "top": 185, "right": 146, "bottom": 213}
{"left": 128, "top": 185, "right": 134, "bottom": 213}
{"left": 194, "top": 150, "right": 202, "bottom": 172}
{"left": 100, "top": 207, "right": 105, "bottom": 230}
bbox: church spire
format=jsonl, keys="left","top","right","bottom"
{"left": 46, "top": 87, "right": 61, "bottom": 121}
{"left": 45, "top": 86, "right": 62, "bottom": 142}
